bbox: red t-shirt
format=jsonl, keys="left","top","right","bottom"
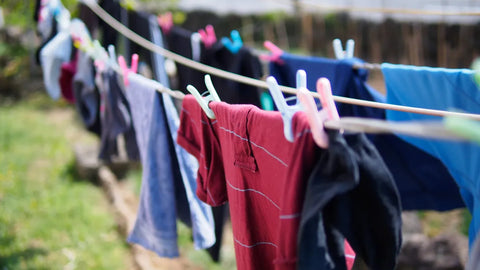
{"left": 178, "top": 95, "right": 354, "bottom": 270}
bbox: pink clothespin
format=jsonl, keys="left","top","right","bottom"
{"left": 157, "top": 12, "right": 173, "bottom": 34}
{"left": 198, "top": 25, "right": 217, "bottom": 49}
{"left": 297, "top": 77, "right": 339, "bottom": 148}
{"left": 260, "top": 41, "right": 284, "bottom": 64}
{"left": 94, "top": 59, "right": 106, "bottom": 72}
{"left": 117, "top": 54, "right": 139, "bottom": 86}
{"left": 317, "top": 78, "right": 340, "bottom": 121}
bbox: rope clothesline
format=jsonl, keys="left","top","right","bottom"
{"left": 80, "top": 0, "right": 480, "bottom": 121}
{"left": 271, "top": 0, "right": 480, "bottom": 16}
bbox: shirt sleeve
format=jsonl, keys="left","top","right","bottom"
{"left": 177, "top": 95, "right": 228, "bottom": 206}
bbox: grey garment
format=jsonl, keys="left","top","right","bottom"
{"left": 467, "top": 233, "right": 480, "bottom": 270}
{"left": 125, "top": 75, "right": 180, "bottom": 257}
{"left": 73, "top": 51, "right": 101, "bottom": 135}
{"left": 149, "top": 16, "right": 215, "bottom": 250}
{"left": 97, "top": 68, "right": 139, "bottom": 162}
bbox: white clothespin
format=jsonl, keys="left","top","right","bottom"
{"left": 191, "top": 32, "right": 202, "bottom": 62}
{"left": 267, "top": 69, "right": 305, "bottom": 142}
{"left": 186, "top": 74, "right": 221, "bottom": 119}
{"left": 333, "top": 38, "right": 355, "bottom": 60}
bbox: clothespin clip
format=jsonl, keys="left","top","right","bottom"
{"left": 471, "top": 58, "right": 480, "bottom": 87}
{"left": 70, "top": 19, "right": 91, "bottom": 50}
{"left": 317, "top": 78, "right": 340, "bottom": 121}
{"left": 191, "top": 32, "right": 202, "bottom": 62}
{"left": 333, "top": 38, "right": 355, "bottom": 60}
{"left": 297, "top": 77, "right": 339, "bottom": 148}
{"left": 266, "top": 70, "right": 305, "bottom": 142}
{"left": 260, "top": 41, "right": 284, "bottom": 64}
{"left": 198, "top": 25, "right": 217, "bottom": 49}
{"left": 221, "top": 30, "right": 243, "bottom": 54}
{"left": 444, "top": 114, "right": 480, "bottom": 145}
{"left": 186, "top": 74, "right": 221, "bottom": 119}
{"left": 118, "top": 54, "right": 139, "bottom": 86}
{"left": 157, "top": 12, "right": 173, "bottom": 34}
{"left": 107, "top": 44, "right": 119, "bottom": 70}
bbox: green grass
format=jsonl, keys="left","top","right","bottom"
{"left": 0, "top": 94, "right": 131, "bottom": 270}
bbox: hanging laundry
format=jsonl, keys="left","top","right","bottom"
{"left": 269, "top": 53, "right": 465, "bottom": 211}
{"left": 77, "top": 2, "right": 99, "bottom": 35}
{"left": 178, "top": 95, "right": 356, "bottom": 269}
{"left": 98, "top": 0, "right": 123, "bottom": 49}
{"left": 163, "top": 26, "right": 263, "bottom": 107}
{"left": 59, "top": 50, "right": 78, "bottom": 104}
{"left": 147, "top": 15, "right": 217, "bottom": 252}
{"left": 96, "top": 68, "right": 139, "bottom": 161}
{"left": 160, "top": 24, "right": 230, "bottom": 261}
{"left": 163, "top": 26, "right": 208, "bottom": 92}
{"left": 298, "top": 131, "right": 402, "bottom": 270}
{"left": 124, "top": 75, "right": 212, "bottom": 257}
{"left": 382, "top": 63, "right": 480, "bottom": 245}
{"left": 73, "top": 50, "right": 102, "bottom": 136}
{"left": 296, "top": 130, "right": 359, "bottom": 270}
{"left": 126, "top": 10, "right": 153, "bottom": 68}
{"left": 39, "top": 27, "right": 72, "bottom": 100}
{"left": 202, "top": 44, "right": 263, "bottom": 106}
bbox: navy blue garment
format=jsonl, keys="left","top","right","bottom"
{"left": 269, "top": 53, "right": 464, "bottom": 211}
{"left": 298, "top": 131, "right": 402, "bottom": 270}
{"left": 162, "top": 26, "right": 205, "bottom": 93}
{"left": 97, "top": 69, "right": 139, "bottom": 162}
{"left": 127, "top": 10, "right": 153, "bottom": 68}
{"left": 298, "top": 131, "right": 359, "bottom": 270}
{"left": 98, "top": 0, "right": 122, "bottom": 49}
{"left": 202, "top": 43, "right": 263, "bottom": 107}
{"left": 163, "top": 26, "right": 262, "bottom": 107}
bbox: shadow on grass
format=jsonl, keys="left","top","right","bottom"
{"left": 0, "top": 224, "right": 48, "bottom": 269}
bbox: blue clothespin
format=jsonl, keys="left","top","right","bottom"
{"left": 221, "top": 30, "right": 243, "bottom": 54}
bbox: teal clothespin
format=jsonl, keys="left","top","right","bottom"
{"left": 260, "top": 92, "right": 274, "bottom": 111}
{"left": 444, "top": 114, "right": 480, "bottom": 145}
{"left": 221, "top": 30, "right": 243, "bottom": 54}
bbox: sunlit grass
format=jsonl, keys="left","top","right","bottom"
{"left": 0, "top": 95, "right": 131, "bottom": 270}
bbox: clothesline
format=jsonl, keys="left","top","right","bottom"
{"left": 80, "top": 0, "right": 480, "bottom": 121}
{"left": 269, "top": 0, "right": 480, "bottom": 16}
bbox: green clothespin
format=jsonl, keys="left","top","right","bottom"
{"left": 444, "top": 114, "right": 480, "bottom": 145}
{"left": 471, "top": 58, "right": 480, "bottom": 87}
{"left": 120, "top": 0, "right": 137, "bottom": 11}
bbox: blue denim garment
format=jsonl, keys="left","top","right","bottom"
{"left": 269, "top": 53, "right": 464, "bottom": 211}
{"left": 125, "top": 75, "right": 180, "bottom": 257}
{"left": 149, "top": 16, "right": 215, "bottom": 250}
{"left": 382, "top": 63, "right": 480, "bottom": 246}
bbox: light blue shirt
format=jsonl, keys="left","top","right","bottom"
{"left": 382, "top": 63, "right": 480, "bottom": 246}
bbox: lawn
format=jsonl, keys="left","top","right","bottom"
{"left": 0, "top": 94, "right": 132, "bottom": 270}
